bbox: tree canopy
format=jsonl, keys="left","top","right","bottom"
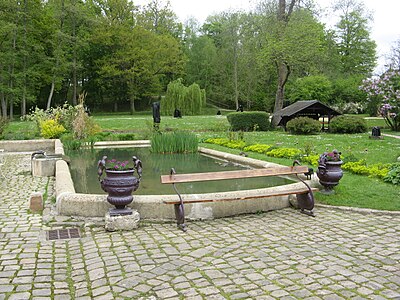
{"left": 0, "top": 0, "right": 381, "bottom": 119}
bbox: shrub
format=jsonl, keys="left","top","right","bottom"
{"left": 117, "top": 133, "right": 136, "bottom": 141}
{"left": 24, "top": 104, "right": 78, "bottom": 133}
{"left": 40, "top": 119, "right": 66, "bottom": 139}
{"left": 72, "top": 95, "right": 101, "bottom": 139}
{"left": 151, "top": 131, "right": 198, "bottom": 153}
{"left": 227, "top": 112, "right": 270, "bottom": 131}
{"left": 266, "top": 148, "right": 302, "bottom": 159}
{"left": 60, "top": 133, "right": 82, "bottom": 150}
{"left": 286, "top": 117, "right": 321, "bottom": 135}
{"left": 342, "top": 160, "right": 389, "bottom": 179}
{"left": 243, "top": 144, "right": 273, "bottom": 154}
{"left": 329, "top": 115, "right": 367, "bottom": 134}
{"left": 301, "top": 154, "right": 320, "bottom": 166}
{"left": 383, "top": 163, "right": 400, "bottom": 185}
{"left": 204, "top": 138, "right": 246, "bottom": 149}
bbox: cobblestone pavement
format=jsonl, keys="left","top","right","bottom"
{"left": 0, "top": 154, "right": 399, "bottom": 300}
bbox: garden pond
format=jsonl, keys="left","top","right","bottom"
{"left": 67, "top": 147, "right": 294, "bottom": 195}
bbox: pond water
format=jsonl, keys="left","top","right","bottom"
{"left": 67, "top": 147, "right": 294, "bottom": 195}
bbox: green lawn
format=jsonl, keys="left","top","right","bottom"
{"left": 2, "top": 112, "right": 400, "bottom": 211}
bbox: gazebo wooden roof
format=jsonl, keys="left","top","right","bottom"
{"left": 273, "top": 100, "right": 341, "bottom": 129}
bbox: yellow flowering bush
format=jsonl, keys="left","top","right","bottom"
{"left": 40, "top": 119, "right": 66, "bottom": 139}
{"left": 301, "top": 155, "right": 320, "bottom": 166}
{"left": 266, "top": 148, "right": 301, "bottom": 159}
{"left": 342, "top": 160, "right": 389, "bottom": 179}
{"left": 243, "top": 144, "right": 273, "bottom": 154}
{"left": 204, "top": 138, "right": 246, "bottom": 149}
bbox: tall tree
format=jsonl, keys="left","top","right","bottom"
{"left": 137, "top": 0, "right": 182, "bottom": 38}
{"left": 256, "top": 0, "right": 326, "bottom": 119}
{"left": 274, "top": 0, "right": 299, "bottom": 115}
{"left": 200, "top": 12, "right": 250, "bottom": 109}
{"left": 333, "top": 0, "right": 376, "bottom": 75}
{"left": 0, "top": 0, "right": 18, "bottom": 117}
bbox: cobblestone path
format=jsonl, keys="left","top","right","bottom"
{"left": 0, "top": 154, "right": 399, "bottom": 299}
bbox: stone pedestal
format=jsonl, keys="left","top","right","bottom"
{"left": 30, "top": 192, "right": 44, "bottom": 212}
{"left": 105, "top": 210, "right": 140, "bottom": 231}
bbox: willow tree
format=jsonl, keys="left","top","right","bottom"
{"left": 162, "top": 79, "right": 206, "bottom": 116}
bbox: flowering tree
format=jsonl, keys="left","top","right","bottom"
{"left": 360, "top": 69, "right": 400, "bottom": 131}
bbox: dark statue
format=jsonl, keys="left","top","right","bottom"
{"left": 173, "top": 108, "right": 182, "bottom": 118}
{"left": 152, "top": 102, "right": 161, "bottom": 123}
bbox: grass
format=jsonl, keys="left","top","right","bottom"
{"left": 150, "top": 131, "right": 198, "bottom": 153}
{"left": 2, "top": 112, "right": 400, "bottom": 211}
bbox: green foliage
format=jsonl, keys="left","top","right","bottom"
{"left": 329, "top": 115, "right": 367, "bottom": 133}
{"left": 24, "top": 104, "right": 78, "bottom": 133}
{"left": 342, "top": 160, "right": 389, "bottom": 179}
{"left": 60, "top": 134, "right": 82, "bottom": 150}
{"left": 227, "top": 112, "right": 270, "bottom": 131}
{"left": 151, "top": 131, "right": 198, "bottom": 153}
{"left": 25, "top": 98, "right": 101, "bottom": 140}
{"left": 116, "top": 133, "right": 136, "bottom": 141}
{"left": 265, "top": 148, "right": 302, "bottom": 159}
{"left": 334, "top": 5, "right": 377, "bottom": 75}
{"left": 287, "top": 75, "right": 333, "bottom": 103}
{"left": 204, "top": 138, "right": 246, "bottom": 150}
{"left": 331, "top": 75, "right": 366, "bottom": 108}
{"left": 361, "top": 70, "right": 400, "bottom": 130}
{"left": 301, "top": 155, "right": 320, "bottom": 166}
{"left": 286, "top": 117, "right": 321, "bottom": 135}
{"left": 383, "top": 163, "right": 400, "bottom": 185}
{"left": 0, "top": 117, "right": 9, "bottom": 136}
{"left": 243, "top": 144, "right": 273, "bottom": 154}
{"left": 72, "top": 104, "right": 101, "bottom": 139}
{"left": 40, "top": 119, "right": 66, "bottom": 139}
{"left": 162, "top": 79, "right": 206, "bottom": 116}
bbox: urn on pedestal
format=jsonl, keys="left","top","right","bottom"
{"left": 97, "top": 156, "right": 142, "bottom": 216}
{"left": 316, "top": 150, "right": 343, "bottom": 194}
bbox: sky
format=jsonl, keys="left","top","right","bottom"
{"left": 137, "top": 0, "right": 400, "bottom": 74}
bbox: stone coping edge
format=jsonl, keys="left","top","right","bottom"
{"left": 315, "top": 204, "right": 400, "bottom": 216}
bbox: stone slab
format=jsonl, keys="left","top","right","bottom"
{"left": 29, "top": 192, "right": 44, "bottom": 212}
{"left": 104, "top": 210, "right": 140, "bottom": 231}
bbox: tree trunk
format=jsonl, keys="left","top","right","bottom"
{"left": 72, "top": 56, "right": 77, "bottom": 105}
{"left": 272, "top": 0, "right": 297, "bottom": 125}
{"left": 272, "top": 62, "right": 290, "bottom": 126}
{"left": 9, "top": 101, "right": 13, "bottom": 120}
{"left": 47, "top": 81, "right": 55, "bottom": 110}
{"left": 0, "top": 64, "right": 6, "bottom": 118}
{"left": 21, "top": 0, "right": 27, "bottom": 117}
{"left": 72, "top": 1, "right": 77, "bottom": 106}
{"left": 234, "top": 44, "right": 239, "bottom": 110}
{"left": 21, "top": 86, "right": 26, "bottom": 116}
{"left": 0, "top": 93, "right": 7, "bottom": 118}
{"left": 130, "top": 99, "right": 135, "bottom": 115}
{"left": 9, "top": 23, "right": 17, "bottom": 120}
{"left": 274, "top": 62, "right": 290, "bottom": 113}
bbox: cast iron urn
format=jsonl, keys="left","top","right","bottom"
{"left": 316, "top": 150, "right": 343, "bottom": 194}
{"left": 97, "top": 156, "right": 142, "bottom": 216}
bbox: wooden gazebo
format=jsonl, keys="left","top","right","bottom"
{"left": 273, "top": 100, "right": 341, "bottom": 130}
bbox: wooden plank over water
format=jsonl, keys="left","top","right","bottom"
{"left": 161, "top": 166, "right": 309, "bottom": 184}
